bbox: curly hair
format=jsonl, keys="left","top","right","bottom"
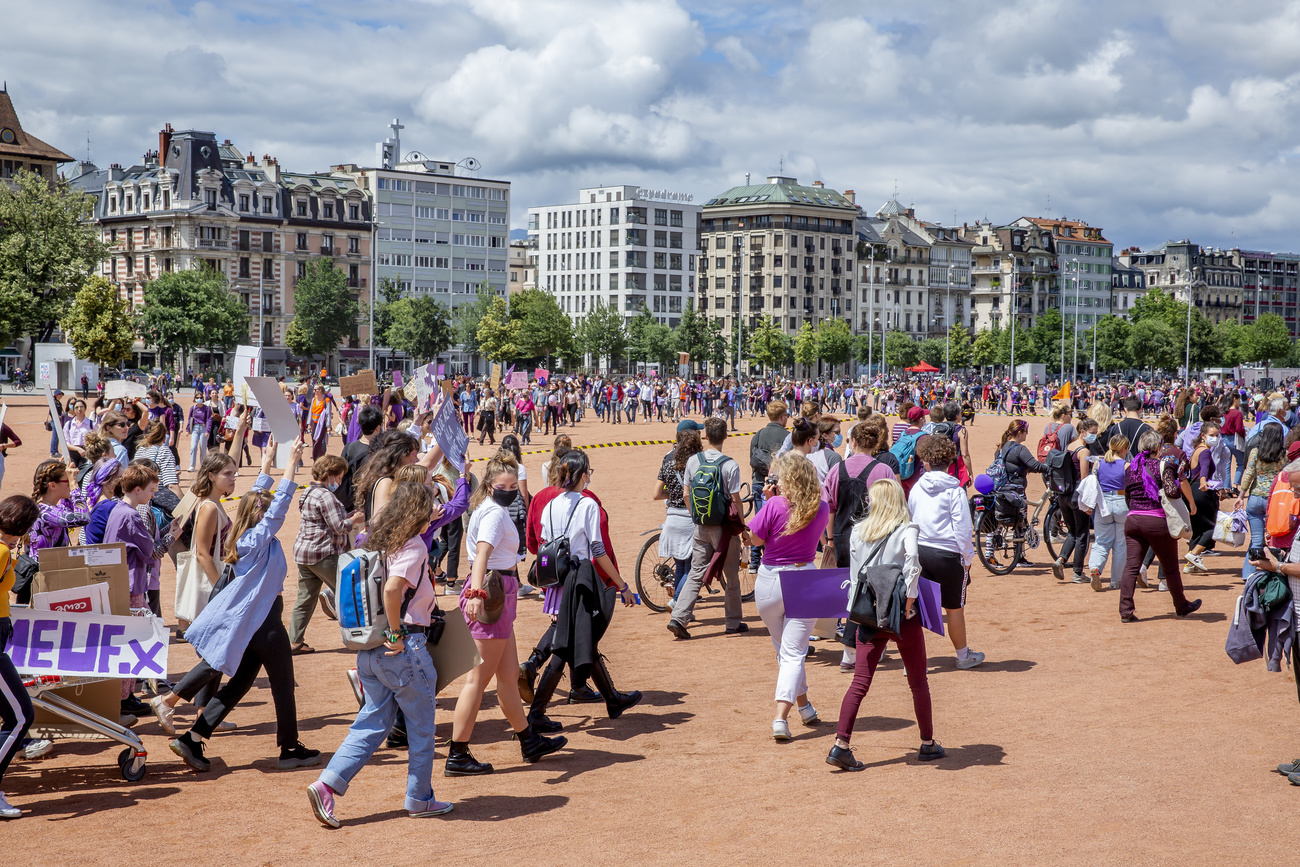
{"left": 771, "top": 452, "right": 820, "bottom": 536}
{"left": 673, "top": 429, "right": 702, "bottom": 472}
{"left": 365, "top": 482, "right": 435, "bottom": 554}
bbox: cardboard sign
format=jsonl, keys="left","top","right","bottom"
{"left": 430, "top": 610, "right": 482, "bottom": 694}
{"left": 244, "top": 377, "right": 300, "bottom": 466}
{"left": 490, "top": 363, "right": 501, "bottom": 391}
{"left": 44, "top": 386, "right": 71, "bottom": 464}
{"left": 504, "top": 371, "right": 528, "bottom": 390}
{"left": 415, "top": 361, "right": 439, "bottom": 407}
{"left": 232, "top": 345, "right": 262, "bottom": 407}
{"left": 103, "top": 380, "right": 148, "bottom": 401}
{"left": 33, "top": 582, "right": 111, "bottom": 614}
{"left": 340, "top": 369, "right": 377, "bottom": 397}
{"left": 6, "top": 608, "right": 169, "bottom": 679}
{"left": 429, "top": 390, "right": 468, "bottom": 471}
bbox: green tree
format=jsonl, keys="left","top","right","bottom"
{"left": 475, "top": 296, "right": 519, "bottom": 363}
{"left": 995, "top": 321, "right": 1034, "bottom": 367}
{"left": 1214, "top": 320, "right": 1250, "bottom": 367}
{"left": 917, "top": 337, "right": 946, "bottom": 368}
{"left": 972, "top": 326, "right": 998, "bottom": 370}
{"left": 644, "top": 320, "right": 677, "bottom": 368}
{"left": 577, "top": 299, "right": 627, "bottom": 371}
{"left": 510, "top": 288, "right": 574, "bottom": 366}
{"left": 674, "top": 303, "right": 709, "bottom": 371}
{"left": 60, "top": 275, "right": 135, "bottom": 367}
{"left": 626, "top": 307, "right": 657, "bottom": 365}
{"left": 883, "top": 329, "right": 918, "bottom": 370}
{"left": 703, "top": 317, "right": 729, "bottom": 369}
{"left": 453, "top": 281, "right": 498, "bottom": 358}
{"left": 816, "top": 318, "right": 853, "bottom": 375}
{"left": 138, "top": 268, "right": 249, "bottom": 377}
{"left": 1247, "top": 313, "right": 1292, "bottom": 368}
{"left": 0, "top": 168, "right": 106, "bottom": 344}
{"left": 284, "top": 257, "right": 359, "bottom": 362}
{"left": 368, "top": 277, "right": 404, "bottom": 348}
{"left": 750, "top": 315, "right": 787, "bottom": 373}
{"left": 854, "top": 332, "right": 883, "bottom": 370}
{"left": 1130, "top": 287, "right": 1215, "bottom": 371}
{"left": 1032, "top": 309, "right": 1065, "bottom": 376}
{"left": 793, "top": 321, "right": 817, "bottom": 367}
{"left": 1090, "top": 316, "right": 1131, "bottom": 371}
{"left": 1126, "top": 319, "right": 1178, "bottom": 373}
{"left": 385, "top": 294, "right": 454, "bottom": 362}
{"left": 946, "top": 323, "right": 974, "bottom": 371}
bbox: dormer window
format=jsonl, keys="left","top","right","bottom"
{"left": 239, "top": 194, "right": 250, "bottom": 211}
{"left": 125, "top": 195, "right": 133, "bottom": 211}
{"left": 262, "top": 196, "right": 272, "bottom": 214}
{"left": 349, "top": 203, "right": 359, "bottom": 221}
{"left": 323, "top": 202, "right": 334, "bottom": 219}
{"left": 296, "top": 199, "right": 307, "bottom": 217}
{"left": 205, "top": 189, "right": 217, "bottom": 209}
{"left": 109, "top": 196, "right": 117, "bottom": 213}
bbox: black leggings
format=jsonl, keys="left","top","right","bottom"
{"left": 0, "top": 651, "right": 33, "bottom": 782}
{"left": 1189, "top": 484, "right": 1218, "bottom": 550}
{"left": 191, "top": 596, "right": 299, "bottom": 748}
{"left": 1057, "top": 500, "right": 1091, "bottom": 574}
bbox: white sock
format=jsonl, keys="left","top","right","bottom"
{"left": 956, "top": 646, "right": 970, "bottom": 660}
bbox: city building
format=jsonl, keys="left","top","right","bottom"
{"left": 333, "top": 120, "right": 511, "bottom": 375}
{"left": 509, "top": 237, "right": 538, "bottom": 295}
{"left": 1013, "top": 218, "right": 1113, "bottom": 330}
{"left": 698, "top": 176, "right": 856, "bottom": 368}
{"left": 1121, "top": 241, "right": 1243, "bottom": 326}
{"left": 1111, "top": 251, "right": 1146, "bottom": 318}
{"left": 961, "top": 221, "right": 1057, "bottom": 332}
{"left": 0, "top": 86, "right": 72, "bottom": 189}
{"left": 69, "top": 125, "right": 371, "bottom": 374}
{"left": 527, "top": 184, "right": 701, "bottom": 328}
{"left": 1230, "top": 249, "right": 1299, "bottom": 335}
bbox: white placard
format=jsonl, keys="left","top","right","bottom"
{"left": 33, "top": 582, "right": 110, "bottom": 614}
{"left": 103, "top": 380, "right": 149, "bottom": 401}
{"left": 39, "top": 362, "right": 50, "bottom": 381}
{"left": 44, "top": 386, "right": 71, "bottom": 463}
{"left": 232, "top": 345, "right": 263, "bottom": 408}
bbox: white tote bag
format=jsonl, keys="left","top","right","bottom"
{"left": 173, "top": 502, "right": 224, "bottom": 624}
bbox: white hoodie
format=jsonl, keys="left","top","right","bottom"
{"left": 908, "top": 470, "right": 974, "bottom": 566}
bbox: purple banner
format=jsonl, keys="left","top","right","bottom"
{"left": 778, "top": 568, "right": 849, "bottom": 619}
{"left": 6, "top": 608, "right": 169, "bottom": 678}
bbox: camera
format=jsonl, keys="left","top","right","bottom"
{"left": 1248, "top": 546, "right": 1285, "bottom": 562}
{"left": 765, "top": 475, "right": 777, "bottom": 487}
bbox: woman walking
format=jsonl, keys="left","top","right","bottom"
{"left": 1085, "top": 434, "right": 1130, "bottom": 592}
{"left": 828, "top": 478, "right": 944, "bottom": 771}
{"left": 1049, "top": 417, "right": 1098, "bottom": 584}
{"left": 307, "top": 482, "right": 453, "bottom": 827}
{"left": 652, "top": 427, "right": 702, "bottom": 602}
{"left": 1235, "top": 422, "right": 1286, "bottom": 581}
{"left": 1183, "top": 421, "right": 1222, "bottom": 575}
{"left": 289, "top": 455, "right": 357, "bottom": 654}
{"left": 446, "top": 453, "right": 567, "bottom": 776}
{"left": 748, "top": 453, "right": 829, "bottom": 740}
{"left": 909, "top": 435, "right": 980, "bottom": 668}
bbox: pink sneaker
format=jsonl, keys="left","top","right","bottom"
{"left": 409, "top": 801, "right": 454, "bottom": 818}
{"left": 307, "top": 781, "right": 339, "bottom": 828}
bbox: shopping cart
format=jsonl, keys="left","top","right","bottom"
{"left": 22, "top": 674, "right": 148, "bottom": 781}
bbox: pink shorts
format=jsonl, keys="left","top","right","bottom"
{"left": 459, "top": 572, "right": 519, "bottom": 640}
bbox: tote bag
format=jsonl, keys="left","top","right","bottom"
{"left": 174, "top": 502, "right": 225, "bottom": 624}
{"left": 1156, "top": 456, "right": 1192, "bottom": 540}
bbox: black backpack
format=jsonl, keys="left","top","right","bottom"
{"left": 1044, "top": 447, "right": 1078, "bottom": 497}
{"left": 831, "top": 458, "right": 881, "bottom": 567}
{"left": 534, "top": 495, "right": 582, "bottom": 588}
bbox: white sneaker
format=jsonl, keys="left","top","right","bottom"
{"left": 216, "top": 720, "right": 238, "bottom": 732}
{"left": 150, "top": 694, "right": 176, "bottom": 736}
{"left": 956, "top": 651, "right": 986, "bottom": 670}
{"left": 0, "top": 792, "right": 21, "bottom": 819}
{"left": 797, "top": 702, "right": 819, "bottom": 725}
{"left": 1183, "top": 552, "right": 1207, "bottom": 573}
{"left": 22, "top": 739, "right": 52, "bottom": 760}
{"left": 772, "top": 719, "right": 792, "bottom": 741}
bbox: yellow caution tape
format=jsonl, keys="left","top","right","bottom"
{"left": 468, "top": 430, "right": 756, "bottom": 462}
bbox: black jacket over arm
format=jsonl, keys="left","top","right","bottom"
{"left": 552, "top": 560, "right": 616, "bottom": 680}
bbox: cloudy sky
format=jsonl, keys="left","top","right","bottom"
{"left": 9, "top": 0, "right": 1300, "bottom": 252}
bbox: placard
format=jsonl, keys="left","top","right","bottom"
{"left": 490, "top": 363, "right": 501, "bottom": 391}
{"left": 44, "top": 385, "right": 71, "bottom": 463}
{"left": 534, "top": 367, "right": 549, "bottom": 382}
{"left": 6, "top": 607, "right": 170, "bottom": 680}
{"left": 33, "top": 582, "right": 111, "bottom": 614}
{"left": 39, "top": 362, "right": 50, "bottom": 381}
{"left": 340, "top": 369, "right": 378, "bottom": 397}
{"left": 232, "top": 345, "right": 262, "bottom": 406}
{"left": 504, "top": 371, "right": 528, "bottom": 390}
{"left": 244, "top": 376, "right": 301, "bottom": 446}
{"left": 429, "top": 390, "right": 469, "bottom": 471}
{"left": 392, "top": 369, "right": 404, "bottom": 389}
{"left": 103, "top": 380, "right": 148, "bottom": 401}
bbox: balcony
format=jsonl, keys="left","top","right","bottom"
{"left": 804, "top": 263, "right": 815, "bottom": 274}
{"left": 320, "top": 246, "right": 335, "bottom": 257}
{"left": 804, "top": 243, "right": 816, "bottom": 253}
{"left": 749, "top": 257, "right": 764, "bottom": 270}
{"left": 625, "top": 214, "right": 646, "bottom": 225}
{"left": 731, "top": 259, "right": 742, "bottom": 272}
{"left": 831, "top": 264, "right": 842, "bottom": 275}
{"left": 196, "top": 238, "right": 227, "bottom": 249}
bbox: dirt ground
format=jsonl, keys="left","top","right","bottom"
{"left": 2, "top": 394, "right": 1297, "bottom": 865}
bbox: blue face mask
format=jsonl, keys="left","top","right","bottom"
{"left": 832, "top": 434, "right": 843, "bottom": 448}
{"left": 327, "top": 480, "right": 339, "bottom": 492}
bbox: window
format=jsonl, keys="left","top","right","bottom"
{"left": 655, "top": 252, "right": 667, "bottom": 269}
{"left": 262, "top": 259, "right": 273, "bottom": 279}
{"left": 262, "top": 196, "right": 273, "bottom": 214}
{"left": 296, "top": 232, "right": 308, "bottom": 250}
{"left": 126, "top": 195, "right": 133, "bottom": 211}
{"left": 262, "top": 231, "right": 274, "bottom": 251}
{"left": 322, "top": 234, "right": 335, "bottom": 253}
{"left": 239, "top": 194, "right": 250, "bottom": 212}
{"left": 296, "top": 199, "right": 308, "bottom": 216}
{"left": 655, "top": 208, "right": 668, "bottom": 226}
{"left": 323, "top": 202, "right": 334, "bottom": 219}
{"left": 239, "top": 257, "right": 250, "bottom": 278}
{"left": 349, "top": 237, "right": 360, "bottom": 254}
{"left": 297, "top": 261, "right": 307, "bottom": 279}
{"left": 610, "top": 208, "right": 619, "bottom": 225}
{"left": 205, "top": 189, "right": 216, "bottom": 209}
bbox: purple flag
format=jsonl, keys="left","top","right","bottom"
{"left": 346, "top": 402, "right": 361, "bottom": 443}
{"left": 778, "top": 568, "right": 849, "bottom": 619}
{"left": 392, "top": 370, "right": 404, "bottom": 389}
{"left": 437, "top": 363, "right": 445, "bottom": 376}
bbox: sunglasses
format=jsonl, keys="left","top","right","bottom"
{"left": 110, "top": 421, "right": 128, "bottom": 428}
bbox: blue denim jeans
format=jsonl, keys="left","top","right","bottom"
{"left": 1087, "top": 492, "right": 1129, "bottom": 588}
{"left": 1243, "top": 495, "right": 1269, "bottom": 580}
{"left": 1228, "top": 445, "right": 1245, "bottom": 487}
{"left": 320, "top": 632, "right": 440, "bottom": 812}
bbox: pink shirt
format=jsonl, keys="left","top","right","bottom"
{"left": 387, "top": 536, "right": 435, "bottom": 627}
{"left": 747, "top": 496, "right": 829, "bottom": 566}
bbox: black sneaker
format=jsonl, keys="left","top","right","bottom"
{"left": 1276, "top": 758, "right": 1300, "bottom": 775}
{"left": 725, "top": 622, "right": 750, "bottom": 634}
{"left": 826, "top": 745, "right": 865, "bottom": 771}
{"left": 566, "top": 684, "right": 601, "bottom": 704}
{"left": 918, "top": 741, "right": 947, "bottom": 761}
{"left": 666, "top": 620, "right": 690, "bottom": 640}
{"left": 170, "top": 734, "right": 211, "bottom": 772}
{"left": 1176, "top": 599, "right": 1203, "bottom": 617}
{"left": 277, "top": 742, "right": 322, "bottom": 770}
{"left": 121, "top": 694, "right": 150, "bottom": 716}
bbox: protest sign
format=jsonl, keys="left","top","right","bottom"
{"left": 6, "top": 607, "right": 170, "bottom": 680}
{"left": 232, "top": 345, "right": 262, "bottom": 406}
{"left": 103, "top": 380, "right": 148, "bottom": 401}
{"left": 429, "top": 392, "right": 468, "bottom": 471}
{"left": 245, "top": 376, "right": 301, "bottom": 466}
{"left": 415, "top": 361, "right": 439, "bottom": 407}
{"left": 490, "top": 363, "right": 501, "bottom": 390}
{"left": 45, "top": 386, "right": 71, "bottom": 463}
{"left": 33, "top": 582, "right": 111, "bottom": 614}
{"left": 504, "top": 371, "right": 528, "bottom": 390}
{"left": 392, "top": 370, "right": 404, "bottom": 389}
{"left": 340, "top": 369, "right": 378, "bottom": 397}
{"left": 535, "top": 367, "right": 549, "bottom": 383}
{"left": 779, "top": 568, "right": 944, "bottom": 637}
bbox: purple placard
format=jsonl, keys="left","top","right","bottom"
{"left": 917, "top": 577, "right": 944, "bottom": 636}
{"left": 392, "top": 370, "right": 404, "bottom": 389}
{"left": 778, "top": 568, "right": 850, "bottom": 619}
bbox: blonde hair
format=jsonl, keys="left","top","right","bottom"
{"left": 365, "top": 482, "right": 434, "bottom": 554}
{"left": 771, "top": 453, "right": 820, "bottom": 536}
{"left": 1088, "top": 400, "right": 1112, "bottom": 431}
{"left": 223, "top": 490, "right": 274, "bottom": 564}
{"left": 469, "top": 452, "right": 519, "bottom": 511}
{"left": 854, "top": 478, "right": 910, "bottom": 543}
{"left": 1103, "top": 434, "right": 1129, "bottom": 462}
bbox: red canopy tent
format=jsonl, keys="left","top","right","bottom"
{"left": 906, "top": 361, "right": 940, "bottom": 373}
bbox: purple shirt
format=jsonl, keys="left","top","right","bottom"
{"left": 747, "top": 496, "right": 829, "bottom": 566}
{"left": 102, "top": 500, "right": 156, "bottom": 595}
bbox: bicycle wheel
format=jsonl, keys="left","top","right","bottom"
{"left": 634, "top": 533, "right": 676, "bottom": 613}
{"left": 1042, "top": 504, "right": 1069, "bottom": 563}
{"left": 735, "top": 565, "right": 755, "bottom": 603}
{"left": 975, "top": 511, "right": 1021, "bottom": 576}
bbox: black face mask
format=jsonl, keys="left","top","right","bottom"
{"left": 491, "top": 488, "right": 518, "bottom": 507}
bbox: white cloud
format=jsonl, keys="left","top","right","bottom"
{"left": 715, "top": 36, "right": 759, "bottom": 71}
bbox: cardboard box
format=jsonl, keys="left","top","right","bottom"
{"left": 339, "top": 369, "right": 377, "bottom": 397}
{"left": 29, "top": 544, "right": 130, "bottom": 736}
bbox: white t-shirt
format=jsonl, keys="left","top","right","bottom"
{"left": 540, "top": 491, "right": 603, "bottom": 560}
{"left": 465, "top": 500, "right": 523, "bottom": 570}
{"left": 517, "top": 464, "right": 528, "bottom": 482}
{"left": 684, "top": 449, "right": 741, "bottom": 496}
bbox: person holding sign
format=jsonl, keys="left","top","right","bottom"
{"left": 0, "top": 495, "right": 42, "bottom": 819}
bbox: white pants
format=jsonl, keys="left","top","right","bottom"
{"left": 754, "top": 563, "right": 817, "bottom": 705}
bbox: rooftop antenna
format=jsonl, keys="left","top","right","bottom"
{"left": 86, "top": 130, "right": 93, "bottom": 164}
{"left": 746, "top": 172, "right": 750, "bottom": 185}
{"left": 1047, "top": 193, "right": 1051, "bottom": 215}
{"left": 778, "top": 155, "right": 784, "bottom": 174}
{"left": 893, "top": 178, "right": 898, "bottom": 199}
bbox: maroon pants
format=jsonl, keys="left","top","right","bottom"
{"left": 836, "top": 613, "right": 933, "bottom": 743}
{"left": 1119, "top": 512, "right": 1190, "bottom": 618}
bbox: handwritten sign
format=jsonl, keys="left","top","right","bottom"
{"left": 534, "top": 367, "right": 549, "bottom": 383}
{"left": 340, "top": 369, "right": 377, "bottom": 397}
{"left": 392, "top": 370, "right": 404, "bottom": 390}
{"left": 103, "top": 380, "right": 148, "bottom": 401}
{"left": 6, "top": 607, "right": 170, "bottom": 679}
{"left": 490, "top": 363, "right": 501, "bottom": 391}
{"left": 428, "top": 391, "right": 468, "bottom": 472}
{"left": 504, "top": 371, "right": 528, "bottom": 390}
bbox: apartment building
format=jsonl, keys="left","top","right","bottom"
{"left": 527, "top": 184, "right": 700, "bottom": 327}
{"left": 0, "top": 86, "right": 71, "bottom": 189}
{"left": 961, "top": 221, "right": 1057, "bottom": 332}
{"left": 698, "top": 176, "right": 856, "bottom": 353}
{"left": 1122, "top": 241, "right": 1243, "bottom": 326}
{"left": 1111, "top": 252, "right": 1146, "bottom": 319}
{"left": 509, "top": 237, "right": 538, "bottom": 295}
{"left": 1231, "top": 249, "right": 1300, "bottom": 335}
{"left": 1014, "top": 218, "right": 1112, "bottom": 329}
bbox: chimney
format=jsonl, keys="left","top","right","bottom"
{"left": 812, "top": 181, "right": 824, "bottom": 188}
{"left": 843, "top": 189, "right": 855, "bottom": 204}
{"left": 158, "top": 123, "right": 173, "bottom": 168}
{"left": 247, "top": 152, "right": 255, "bottom": 163}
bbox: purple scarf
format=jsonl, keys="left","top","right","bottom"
{"left": 86, "top": 457, "right": 121, "bottom": 505}
{"left": 1131, "top": 451, "right": 1162, "bottom": 503}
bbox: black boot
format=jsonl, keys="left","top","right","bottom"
{"left": 444, "top": 740, "right": 493, "bottom": 777}
{"left": 518, "top": 647, "right": 546, "bottom": 705}
{"left": 517, "top": 725, "right": 567, "bottom": 764}
{"left": 526, "top": 659, "right": 566, "bottom": 734}
{"left": 589, "top": 655, "right": 642, "bottom": 720}
{"left": 566, "top": 676, "right": 601, "bottom": 704}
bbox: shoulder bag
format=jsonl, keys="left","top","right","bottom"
{"left": 1156, "top": 456, "right": 1192, "bottom": 540}
{"left": 174, "top": 501, "right": 225, "bottom": 622}
{"left": 848, "top": 532, "right": 903, "bottom": 628}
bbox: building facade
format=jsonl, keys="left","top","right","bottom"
{"left": 0, "top": 87, "right": 71, "bottom": 189}
{"left": 1231, "top": 249, "right": 1299, "bottom": 335}
{"left": 509, "top": 238, "right": 538, "bottom": 295}
{"left": 962, "top": 221, "right": 1057, "bottom": 333}
{"left": 527, "top": 184, "right": 701, "bottom": 328}
{"left": 1122, "top": 241, "right": 1243, "bottom": 326}
{"left": 1014, "top": 218, "right": 1112, "bottom": 329}
{"left": 1111, "top": 251, "right": 1146, "bottom": 319}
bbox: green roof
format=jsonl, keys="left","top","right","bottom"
{"left": 704, "top": 181, "right": 857, "bottom": 212}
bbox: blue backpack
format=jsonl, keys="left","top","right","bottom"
{"left": 890, "top": 432, "right": 922, "bottom": 481}
{"left": 986, "top": 444, "right": 1011, "bottom": 491}
{"left": 337, "top": 548, "right": 423, "bottom": 650}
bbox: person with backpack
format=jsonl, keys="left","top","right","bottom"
{"left": 891, "top": 406, "right": 927, "bottom": 497}
{"left": 748, "top": 401, "right": 791, "bottom": 574}
{"left": 910, "top": 435, "right": 980, "bottom": 669}
{"left": 288, "top": 455, "right": 359, "bottom": 654}
{"left": 654, "top": 426, "right": 704, "bottom": 602}
{"left": 824, "top": 422, "right": 899, "bottom": 570}
{"left": 748, "top": 452, "right": 829, "bottom": 740}
{"left": 169, "top": 437, "right": 321, "bottom": 773}
{"left": 1038, "top": 405, "right": 1074, "bottom": 464}
{"left": 1048, "top": 418, "right": 1098, "bottom": 584}
{"left": 307, "top": 481, "right": 454, "bottom": 827}
{"left": 828, "top": 477, "right": 944, "bottom": 771}
{"left": 666, "top": 417, "right": 750, "bottom": 640}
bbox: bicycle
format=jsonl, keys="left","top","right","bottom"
{"left": 972, "top": 487, "right": 1058, "bottom": 575}
{"left": 0, "top": 377, "right": 34, "bottom": 394}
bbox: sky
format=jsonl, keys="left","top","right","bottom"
{"left": 8, "top": 0, "right": 1300, "bottom": 253}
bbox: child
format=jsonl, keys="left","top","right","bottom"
{"left": 308, "top": 481, "right": 452, "bottom": 827}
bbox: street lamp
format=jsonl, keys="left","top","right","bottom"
{"left": 1072, "top": 257, "right": 1081, "bottom": 381}
{"left": 1184, "top": 267, "right": 1193, "bottom": 380}
{"left": 867, "top": 246, "right": 875, "bottom": 378}
{"left": 1009, "top": 259, "right": 1017, "bottom": 382}
{"left": 945, "top": 262, "right": 953, "bottom": 377}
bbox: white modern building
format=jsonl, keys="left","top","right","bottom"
{"left": 334, "top": 120, "right": 511, "bottom": 374}
{"left": 527, "top": 185, "right": 701, "bottom": 328}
